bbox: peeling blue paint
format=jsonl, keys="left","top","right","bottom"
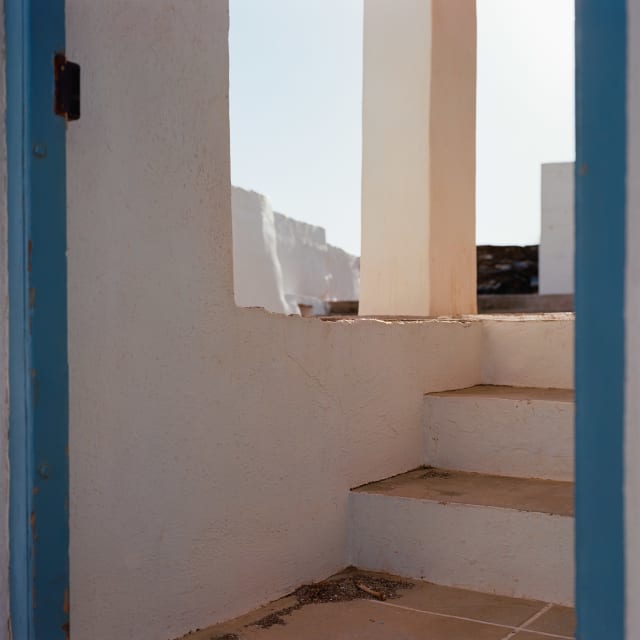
{"left": 7, "top": 0, "right": 69, "bottom": 638}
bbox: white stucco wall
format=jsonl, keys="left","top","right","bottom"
{"left": 65, "top": 4, "right": 484, "bottom": 639}
{"left": 326, "top": 245, "right": 360, "bottom": 302}
{"left": 540, "top": 163, "right": 575, "bottom": 295}
{"left": 626, "top": 1, "right": 640, "bottom": 636}
{"left": 273, "top": 210, "right": 329, "bottom": 306}
{"left": 274, "top": 210, "right": 359, "bottom": 308}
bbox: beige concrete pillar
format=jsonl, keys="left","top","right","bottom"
{"left": 359, "top": 0, "right": 477, "bottom": 317}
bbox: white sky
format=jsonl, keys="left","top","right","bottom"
{"left": 230, "top": 0, "right": 575, "bottom": 256}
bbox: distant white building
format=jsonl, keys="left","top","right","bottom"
{"left": 232, "top": 186, "right": 360, "bottom": 315}
{"left": 540, "top": 163, "right": 575, "bottom": 295}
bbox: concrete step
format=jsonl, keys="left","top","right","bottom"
{"left": 424, "top": 386, "right": 574, "bottom": 481}
{"left": 478, "top": 314, "right": 574, "bottom": 390}
{"left": 349, "top": 468, "right": 574, "bottom": 605}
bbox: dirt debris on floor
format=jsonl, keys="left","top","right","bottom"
{"left": 421, "top": 466, "right": 452, "bottom": 480}
{"left": 250, "top": 571, "right": 414, "bottom": 629}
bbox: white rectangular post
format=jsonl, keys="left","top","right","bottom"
{"left": 360, "top": 0, "right": 477, "bottom": 317}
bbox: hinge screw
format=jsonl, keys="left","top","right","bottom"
{"left": 32, "top": 144, "right": 47, "bottom": 159}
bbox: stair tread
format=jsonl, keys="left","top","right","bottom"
{"left": 353, "top": 468, "right": 574, "bottom": 517}
{"left": 427, "top": 385, "right": 574, "bottom": 403}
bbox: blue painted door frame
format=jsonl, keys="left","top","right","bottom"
{"left": 6, "top": 0, "right": 70, "bottom": 638}
{"left": 575, "top": 1, "right": 627, "bottom": 639}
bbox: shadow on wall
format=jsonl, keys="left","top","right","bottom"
{"left": 232, "top": 187, "right": 360, "bottom": 316}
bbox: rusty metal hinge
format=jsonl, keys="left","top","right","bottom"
{"left": 54, "top": 53, "right": 80, "bottom": 121}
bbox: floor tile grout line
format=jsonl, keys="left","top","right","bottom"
{"left": 502, "top": 632, "right": 572, "bottom": 640}
{"left": 498, "top": 604, "right": 551, "bottom": 640}
{"left": 370, "top": 599, "right": 572, "bottom": 640}
{"left": 500, "top": 602, "right": 574, "bottom": 640}
{"left": 369, "top": 599, "right": 520, "bottom": 631}
{"left": 517, "top": 603, "right": 555, "bottom": 631}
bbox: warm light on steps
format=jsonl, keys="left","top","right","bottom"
{"left": 349, "top": 468, "right": 575, "bottom": 606}
{"left": 348, "top": 384, "right": 575, "bottom": 606}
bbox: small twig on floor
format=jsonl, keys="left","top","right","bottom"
{"left": 356, "top": 582, "right": 387, "bottom": 601}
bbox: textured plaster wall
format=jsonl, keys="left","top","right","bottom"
{"left": 540, "top": 163, "right": 575, "bottom": 295}
{"left": 627, "top": 0, "right": 640, "bottom": 635}
{"left": 65, "top": 3, "right": 483, "bottom": 639}
{"left": 0, "top": 0, "right": 9, "bottom": 633}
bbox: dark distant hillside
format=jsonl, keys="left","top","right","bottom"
{"left": 477, "top": 245, "right": 539, "bottom": 295}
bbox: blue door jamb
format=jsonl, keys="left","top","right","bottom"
{"left": 6, "top": 0, "right": 70, "bottom": 637}
{"left": 575, "top": 1, "right": 627, "bottom": 639}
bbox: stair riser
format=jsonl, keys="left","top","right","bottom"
{"left": 349, "top": 493, "right": 574, "bottom": 605}
{"left": 424, "top": 396, "right": 574, "bottom": 481}
{"left": 481, "top": 317, "right": 574, "bottom": 389}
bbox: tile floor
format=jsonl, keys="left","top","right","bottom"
{"left": 178, "top": 571, "right": 575, "bottom": 640}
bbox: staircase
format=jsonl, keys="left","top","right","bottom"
{"left": 349, "top": 384, "right": 575, "bottom": 606}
